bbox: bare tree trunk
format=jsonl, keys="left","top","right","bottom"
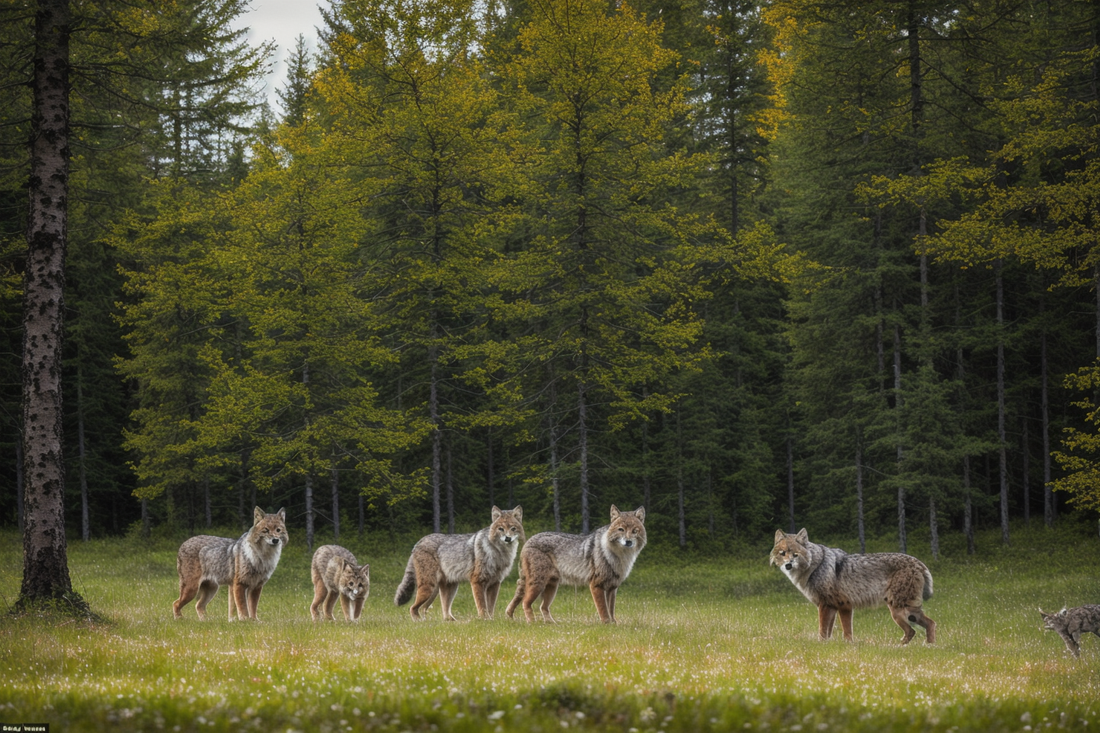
{"left": 1021, "top": 417, "right": 1030, "bottom": 528}
{"left": 18, "top": 0, "right": 85, "bottom": 611}
{"left": 578, "top": 379, "right": 590, "bottom": 534}
{"left": 305, "top": 474, "right": 314, "bottom": 553}
{"left": 486, "top": 430, "right": 495, "bottom": 509}
{"left": 446, "top": 446, "right": 454, "bottom": 534}
{"left": 1041, "top": 313, "right": 1053, "bottom": 528}
{"left": 203, "top": 476, "right": 211, "bottom": 528}
{"left": 676, "top": 405, "right": 686, "bottom": 548}
{"left": 77, "top": 377, "right": 89, "bottom": 542}
{"left": 996, "top": 259, "right": 1009, "bottom": 546}
{"left": 964, "top": 455, "right": 974, "bottom": 555}
{"left": 331, "top": 464, "right": 340, "bottom": 542}
{"left": 358, "top": 494, "right": 365, "bottom": 537}
{"left": 856, "top": 443, "right": 865, "bottom": 554}
{"left": 786, "top": 435, "right": 795, "bottom": 533}
{"left": 894, "top": 323, "right": 906, "bottom": 553}
{"left": 430, "top": 344, "right": 441, "bottom": 533}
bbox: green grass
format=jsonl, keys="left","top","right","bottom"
{"left": 0, "top": 524, "right": 1098, "bottom": 732}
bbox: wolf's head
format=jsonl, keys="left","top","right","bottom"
{"left": 489, "top": 506, "right": 525, "bottom": 546}
{"left": 770, "top": 528, "right": 813, "bottom": 578}
{"left": 249, "top": 507, "right": 289, "bottom": 550}
{"left": 608, "top": 505, "right": 646, "bottom": 551}
{"left": 332, "top": 557, "right": 370, "bottom": 600}
{"left": 1039, "top": 607, "right": 1067, "bottom": 632}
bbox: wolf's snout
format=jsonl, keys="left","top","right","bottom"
{"left": 784, "top": 562, "right": 793, "bottom": 571}
{"left": 504, "top": 536, "right": 513, "bottom": 543}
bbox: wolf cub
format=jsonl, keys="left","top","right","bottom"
{"left": 310, "top": 545, "right": 370, "bottom": 621}
{"left": 394, "top": 506, "right": 524, "bottom": 621}
{"left": 1040, "top": 605, "right": 1100, "bottom": 657}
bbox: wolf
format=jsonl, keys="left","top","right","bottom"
{"left": 1040, "top": 605, "right": 1100, "bottom": 657}
{"left": 394, "top": 506, "right": 524, "bottom": 620}
{"left": 310, "top": 544, "right": 370, "bottom": 621}
{"left": 505, "top": 505, "right": 646, "bottom": 624}
{"left": 173, "top": 507, "right": 288, "bottom": 621}
{"left": 770, "top": 528, "right": 935, "bottom": 644}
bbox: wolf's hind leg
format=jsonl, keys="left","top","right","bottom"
{"left": 907, "top": 606, "right": 936, "bottom": 644}
{"left": 194, "top": 581, "right": 218, "bottom": 621}
{"left": 409, "top": 583, "right": 438, "bottom": 620}
{"left": 889, "top": 605, "right": 916, "bottom": 644}
{"left": 538, "top": 579, "right": 560, "bottom": 623}
{"left": 174, "top": 580, "right": 199, "bottom": 619}
{"left": 837, "top": 607, "right": 854, "bottom": 641}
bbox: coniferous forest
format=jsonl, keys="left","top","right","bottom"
{"left": 3, "top": 0, "right": 1099, "bottom": 561}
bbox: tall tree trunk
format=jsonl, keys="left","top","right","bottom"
{"left": 578, "top": 378, "right": 590, "bottom": 534}
{"left": 486, "top": 430, "right": 495, "bottom": 509}
{"left": 430, "top": 346, "right": 442, "bottom": 533}
{"left": 964, "top": 455, "right": 974, "bottom": 555}
{"left": 786, "top": 435, "right": 795, "bottom": 533}
{"left": 305, "top": 474, "right": 314, "bottom": 552}
{"left": 77, "top": 377, "right": 89, "bottom": 542}
{"left": 446, "top": 446, "right": 454, "bottom": 534}
{"left": 1041, "top": 310, "right": 1053, "bottom": 528}
{"left": 203, "top": 476, "right": 211, "bottom": 528}
{"left": 996, "top": 259, "right": 1009, "bottom": 546}
{"left": 894, "top": 323, "right": 906, "bottom": 553}
{"left": 1021, "top": 417, "right": 1030, "bottom": 527}
{"left": 331, "top": 463, "right": 340, "bottom": 542}
{"left": 676, "top": 405, "right": 686, "bottom": 549}
{"left": 548, "top": 375, "right": 561, "bottom": 531}
{"left": 18, "top": 0, "right": 85, "bottom": 611}
{"left": 856, "top": 442, "right": 865, "bottom": 554}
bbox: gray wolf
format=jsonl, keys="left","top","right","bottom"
{"left": 310, "top": 544, "right": 370, "bottom": 621}
{"left": 505, "top": 505, "right": 646, "bottom": 624}
{"left": 1040, "top": 605, "right": 1100, "bottom": 657}
{"left": 173, "top": 506, "right": 288, "bottom": 620}
{"left": 394, "top": 506, "right": 524, "bottom": 620}
{"left": 770, "top": 528, "right": 935, "bottom": 644}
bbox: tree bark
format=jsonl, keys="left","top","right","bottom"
{"left": 855, "top": 442, "right": 865, "bottom": 554}
{"left": 1041, "top": 309, "right": 1053, "bottom": 528}
{"left": 996, "top": 259, "right": 1009, "bottom": 546}
{"left": 331, "top": 464, "right": 340, "bottom": 542}
{"left": 18, "top": 0, "right": 86, "bottom": 612}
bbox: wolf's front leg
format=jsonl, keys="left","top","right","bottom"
{"left": 817, "top": 605, "right": 838, "bottom": 639}
{"left": 590, "top": 583, "right": 614, "bottom": 623}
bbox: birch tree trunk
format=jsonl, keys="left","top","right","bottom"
{"left": 18, "top": 0, "right": 86, "bottom": 612}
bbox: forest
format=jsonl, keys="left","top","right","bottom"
{"left": 2, "top": 0, "right": 1099, "bottom": 558}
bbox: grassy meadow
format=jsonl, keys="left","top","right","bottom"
{"left": 0, "top": 523, "right": 1097, "bottom": 732}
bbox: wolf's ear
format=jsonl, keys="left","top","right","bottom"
{"left": 361, "top": 564, "right": 370, "bottom": 578}
{"left": 276, "top": 507, "right": 286, "bottom": 521}
{"left": 795, "top": 528, "right": 809, "bottom": 543}
{"left": 512, "top": 505, "right": 523, "bottom": 521}
{"left": 253, "top": 506, "right": 265, "bottom": 524}
{"left": 633, "top": 507, "right": 645, "bottom": 523}
{"left": 610, "top": 505, "right": 621, "bottom": 519}
{"left": 491, "top": 506, "right": 502, "bottom": 521}
{"left": 774, "top": 529, "right": 785, "bottom": 543}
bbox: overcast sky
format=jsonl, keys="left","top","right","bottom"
{"left": 236, "top": 0, "right": 325, "bottom": 110}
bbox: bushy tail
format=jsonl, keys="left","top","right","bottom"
{"left": 922, "top": 567, "right": 933, "bottom": 601}
{"left": 394, "top": 556, "right": 417, "bottom": 606}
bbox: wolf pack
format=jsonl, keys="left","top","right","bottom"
{"left": 172, "top": 505, "right": 1100, "bottom": 657}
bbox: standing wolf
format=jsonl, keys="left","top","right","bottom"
{"left": 310, "top": 544, "right": 370, "bottom": 621}
{"left": 505, "top": 505, "right": 646, "bottom": 624}
{"left": 173, "top": 507, "right": 288, "bottom": 621}
{"left": 1040, "top": 605, "right": 1100, "bottom": 657}
{"left": 770, "top": 528, "right": 936, "bottom": 644}
{"left": 394, "top": 506, "right": 524, "bottom": 620}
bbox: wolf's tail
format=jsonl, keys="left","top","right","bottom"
{"left": 393, "top": 555, "right": 417, "bottom": 606}
{"left": 921, "top": 567, "right": 933, "bottom": 601}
